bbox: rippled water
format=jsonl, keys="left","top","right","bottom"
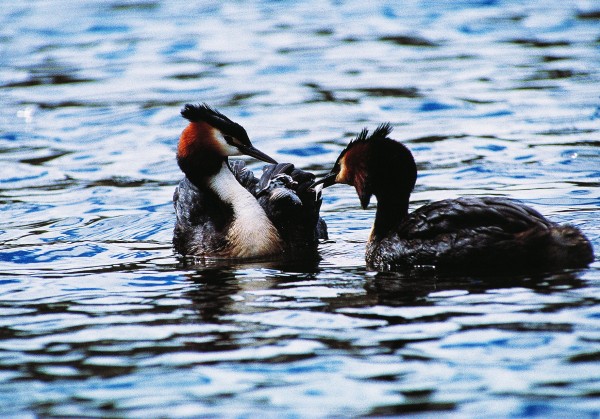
{"left": 1, "top": 0, "right": 599, "bottom": 417}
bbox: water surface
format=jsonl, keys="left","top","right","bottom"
{"left": 1, "top": 1, "right": 599, "bottom": 417}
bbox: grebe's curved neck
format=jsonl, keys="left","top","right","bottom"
{"left": 372, "top": 193, "right": 410, "bottom": 240}
{"left": 178, "top": 151, "right": 223, "bottom": 187}
{"left": 207, "top": 160, "right": 282, "bottom": 258}
{"left": 366, "top": 137, "right": 417, "bottom": 241}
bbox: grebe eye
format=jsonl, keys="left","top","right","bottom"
{"left": 224, "top": 135, "right": 245, "bottom": 148}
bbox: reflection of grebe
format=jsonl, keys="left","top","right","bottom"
{"left": 173, "top": 104, "right": 327, "bottom": 259}
{"left": 313, "top": 124, "right": 594, "bottom": 272}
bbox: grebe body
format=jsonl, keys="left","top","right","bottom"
{"left": 173, "top": 104, "right": 326, "bottom": 259}
{"left": 314, "top": 124, "right": 594, "bottom": 272}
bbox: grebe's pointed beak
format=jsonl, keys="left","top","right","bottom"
{"left": 237, "top": 144, "right": 278, "bottom": 164}
{"left": 310, "top": 172, "right": 337, "bottom": 189}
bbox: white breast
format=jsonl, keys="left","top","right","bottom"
{"left": 208, "top": 162, "right": 282, "bottom": 258}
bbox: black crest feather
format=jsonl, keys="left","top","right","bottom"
{"left": 355, "top": 127, "right": 371, "bottom": 143}
{"left": 336, "top": 123, "right": 394, "bottom": 164}
{"left": 372, "top": 123, "right": 393, "bottom": 140}
{"left": 180, "top": 103, "right": 251, "bottom": 145}
{"left": 349, "top": 123, "right": 393, "bottom": 147}
{"left": 181, "top": 103, "right": 231, "bottom": 124}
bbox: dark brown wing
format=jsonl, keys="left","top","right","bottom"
{"left": 256, "top": 163, "right": 328, "bottom": 250}
{"left": 398, "top": 197, "right": 552, "bottom": 238}
{"left": 228, "top": 160, "right": 260, "bottom": 194}
{"left": 368, "top": 197, "right": 593, "bottom": 271}
{"left": 172, "top": 177, "right": 231, "bottom": 256}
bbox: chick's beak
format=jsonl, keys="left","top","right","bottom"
{"left": 237, "top": 144, "right": 278, "bottom": 164}
{"left": 310, "top": 172, "right": 337, "bottom": 189}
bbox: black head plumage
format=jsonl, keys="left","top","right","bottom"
{"left": 181, "top": 103, "right": 251, "bottom": 146}
{"left": 335, "top": 123, "right": 393, "bottom": 162}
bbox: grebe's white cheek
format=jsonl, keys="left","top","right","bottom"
{"left": 226, "top": 144, "right": 243, "bottom": 156}
{"left": 215, "top": 131, "right": 242, "bottom": 156}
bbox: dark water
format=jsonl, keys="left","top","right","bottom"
{"left": 1, "top": 1, "right": 599, "bottom": 417}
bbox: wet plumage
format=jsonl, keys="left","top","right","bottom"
{"left": 173, "top": 104, "right": 326, "bottom": 259}
{"left": 314, "top": 124, "right": 594, "bottom": 272}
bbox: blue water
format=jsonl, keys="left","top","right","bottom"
{"left": 1, "top": 1, "right": 599, "bottom": 417}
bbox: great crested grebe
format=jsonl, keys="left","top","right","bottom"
{"left": 173, "top": 103, "right": 327, "bottom": 259}
{"left": 313, "top": 124, "right": 594, "bottom": 272}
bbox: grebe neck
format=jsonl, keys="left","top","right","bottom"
{"left": 177, "top": 149, "right": 223, "bottom": 188}
{"left": 208, "top": 160, "right": 283, "bottom": 258}
{"left": 371, "top": 193, "right": 410, "bottom": 242}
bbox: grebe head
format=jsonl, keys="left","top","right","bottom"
{"left": 177, "top": 103, "right": 276, "bottom": 179}
{"left": 313, "top": 124, "right": 417, "bottom": 209}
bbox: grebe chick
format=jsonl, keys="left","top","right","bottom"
{"left": 313, "top": 124, "right": 594, "bottom": 272}
{"left": 173, "top": 104, "right": 327, "bottom": 259}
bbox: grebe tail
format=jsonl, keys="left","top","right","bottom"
{"left": 313, "top": 124, "right": 594, "bottom": 272}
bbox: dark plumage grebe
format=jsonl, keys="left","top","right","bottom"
{"left": 313, "top": 124, "right": 594, "bottom": 272}
{"left": 173, "top": 104, "right": 327, "bottom": 259}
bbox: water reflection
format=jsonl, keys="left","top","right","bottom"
{"left": 366, "top": 269, "right": 588, "bottom": 306}
{"left": 185, "top": 268, "right": 244, "bottom": 321}
{"left": 1, "top": 0, "right": 599, "bottom": 417}
{"left": 182, "top": 255, "right": 323, "bottom": 319}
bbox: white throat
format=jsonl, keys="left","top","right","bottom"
{"left": 208, "top": 162, "right": 282, "bottom": 258}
